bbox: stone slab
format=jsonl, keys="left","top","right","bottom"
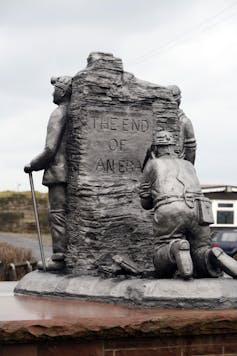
{"left": 14, "top": 271, "right": 237, "bottom": 309}
{"left": 2, "top": 294, "right": 237, "bottom": 344}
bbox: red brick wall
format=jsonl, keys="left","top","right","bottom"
{"left": 1, "top": 334, "right": 237, "bottom": 356}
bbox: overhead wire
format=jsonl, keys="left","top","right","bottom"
{"left": 128, "top": 1, "right": 237, "bottom": 66}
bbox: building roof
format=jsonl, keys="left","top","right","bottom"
{"left": 201, "top": 185, "right": 237, "bottom": 193}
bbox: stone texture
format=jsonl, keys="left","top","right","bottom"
{"left": 15, "top": 271, "right": 237, "bottom": 309}
{"left": 66, "top": 52, "right": 178, "bottom": 275}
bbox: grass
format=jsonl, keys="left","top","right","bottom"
{"left": 0, "top": 241, "right": 35, "bottom": 281}
{"left": 0, "top": 190, "right": 47, "bottom": 200}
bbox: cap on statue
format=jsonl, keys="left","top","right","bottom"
{"left": 50, "top": 76, "right": 72, "bottom": 94}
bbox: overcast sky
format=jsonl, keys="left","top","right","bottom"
{"left": 1, "top": 0, "right": 237, "bottom": 192}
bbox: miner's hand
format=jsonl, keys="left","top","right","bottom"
{"left": 141, "top": 147, "right": 152, "bottom": 172}
{"left": 24, "top": 164, "right": 32, "bottom": 173}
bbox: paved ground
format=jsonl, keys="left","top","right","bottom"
{"left": 0, "top": 282, "right": 17, "bottom": 296}
{"left": 0, "top": 234, "right": 52, "bottom": 260}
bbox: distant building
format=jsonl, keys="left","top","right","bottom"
{"left": 202, "top": 185, "right": 237, "bottom": 229}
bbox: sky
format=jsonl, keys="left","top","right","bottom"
{"left": 1, "top": 0, "right": 237, "bottom": 192}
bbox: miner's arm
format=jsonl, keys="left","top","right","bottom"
{"left": 139, "top": 162, "right": 154, "bottom": 210}
{"left": 141, "top": 146, "right": 152, "bottom": 172}
{"left": 24, "top": 107, "right": 66, "bottom": 173}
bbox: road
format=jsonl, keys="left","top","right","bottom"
{"left": 0, "top": 234, "right": 52, "bottom": 260}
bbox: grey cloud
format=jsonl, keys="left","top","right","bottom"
{"left": 1, "top": 0, "right": 237, "bottom": 190}
{"left": 1, "top": 0, "right": 186, "bottom": 32}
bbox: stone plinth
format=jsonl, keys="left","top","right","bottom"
{"left": 1, "top": 295, "right": 237, "bottom": 355}
{"left": 66, "top": 52, "right": 179, "bottom": 275}
{"left": 15, "top": 271, "right": 237, "bottom": 309}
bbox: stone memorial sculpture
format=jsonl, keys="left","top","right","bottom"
{"left": 24, "top": 75, "right": 72, "bottom": 271}
{"left": 17, "top": 52, "right": 237, "bottom": 308}
{"left": 139, "top": 130, "right": 237, "bottom": 279}
{"left": 64, "top": 52, "right": 179, "bottom": 277}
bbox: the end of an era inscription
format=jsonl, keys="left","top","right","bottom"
{"left": 88, "top": 110, "right": 151, "bottom": 176}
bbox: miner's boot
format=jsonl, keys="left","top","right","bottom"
{"left": 37, "top": 258, "right": 65, "bottom": 271}
{"left": 38, "top": 209, "right": 66, "bottom": 271}
{"left": 171, "top": 240, "right": 193, "bottom": 279}
{"left": 210, "top": 247, "right": 237, "bottom": 278}
{"left": 49, "top": 209, "right": 67, "bottom": 258}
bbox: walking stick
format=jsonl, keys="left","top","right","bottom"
{"left": 28, "top": 172, "right": 47, "bottom": 272}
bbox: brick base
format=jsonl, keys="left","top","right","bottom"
{"left": 1, "top": 334, "right": 237, "bottom": 356}
{"left": 1, "top": 296, "right": 237, "bottom": 356}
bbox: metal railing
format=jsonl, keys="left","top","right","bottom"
{"left": 0, "top": 260, "right": 37, "bottom": 281}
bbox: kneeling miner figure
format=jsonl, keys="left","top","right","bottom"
{"left": 140, "top": 130, "right": 237, "bottom": 279}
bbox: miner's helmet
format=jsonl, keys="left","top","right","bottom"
{"left": 50, "top": 76, "right": 72, "bottom": 95}
{"left": 153, "top": 130, "right": 176, "bottom": 146}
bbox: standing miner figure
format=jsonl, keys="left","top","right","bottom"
{"left": 167, "top": 84, "right": 196, "bottom": 165}
{"left": 24, "top": 75, "right": 72, "bottom": 271}
{"left": 139, "top": 130, "right": 237, "bottom": 279}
